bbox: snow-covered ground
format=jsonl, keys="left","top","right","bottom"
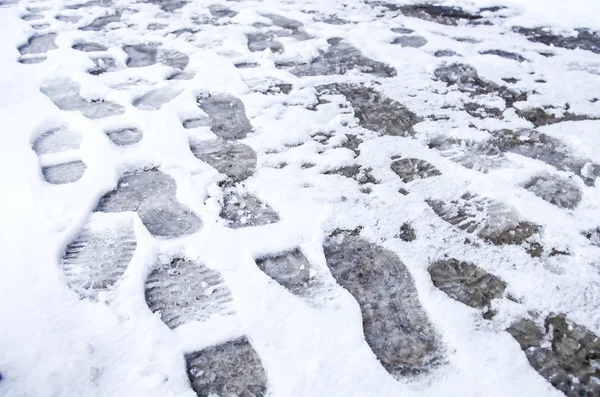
{"left": 1, "top": 0, "right": 600, "bottom": 396}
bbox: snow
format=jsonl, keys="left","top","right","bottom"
{"left": 1, "top": 0, "right": 600, "bottom": 396}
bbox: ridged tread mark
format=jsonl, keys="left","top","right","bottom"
{"left": 390, "top": 157, "right": 441, "bottom": 183}
{"left": 323, "top": 233, "right": 442, "bottom": 376}
{"left": 60, "top": 217, "right": 136, "bottom": 299}
{"left": 255, "top": 249, "right": 313, "bottom": 297}
{"left": 196, "top": 94, "right": 253, "bottom": 141}
{"left": 33, "top": 127, "right": 81, "bottom": 155}
{"left": 189, "top": 140, "right": 257, "bottom": 183}
{"left": 185, "top": 337, "right": 268, "bottom": 397}
{"left": 144, "top": 258, "right": 235, "bottom": 329}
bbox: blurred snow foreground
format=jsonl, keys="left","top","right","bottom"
{"left": 1, "top": 0, "right": 600, "bottom": 396}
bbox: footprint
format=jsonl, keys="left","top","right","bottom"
{"left": 42, "top": 161, "right": 87, "bottom": 184}
{"left": 286, "top": 38, "right": 396, "bottom": 77}
{"left": 521, "top": 172, "right": 582, "bottom": 209}
{"left": 390, "top": 157, "right": 441, "bottom": 183}
{"left": 220, "top": 189, "right": 279, "bottom": 228}
{"left": 185, "top": 337, "right": 268, "bottom": 397}
{"left": 145, "top": 257, "right": 235, "bottom": 329}
{"left": 507, "top": 314, "right": 600, "bottom": 397}
{"left": 189, "top": 139, "right": 257, "bottom": 183}
{"left": 81, "top": 12, "right": 120, "bottom": 31}
{"left": 72, "top": 42, "right": 107, "bottom": 52}
{"left": 61, "top": 215, "right": 136, "bottom": 299}
{"left": 316, "top": 84, "right": 418, "bottom": 136}
{"left": 196, "top": 94, "right": 253, "bottom": 140}
{"left": 88, "top": 57, "right": 117, "bottom": 75}
{"left": 133, "top": 86, "right": 182, "bottom": 110}
{"left": 323, "top": 233, "right": 442, "bottom": 376}
{"left": 325, "top": 165, "right": 378, "bottom": 185}
{"left": 104, "top": 127, "right": 143, "bottom": 146}
{"left": 208, "top": 5, "right": 237, "bottom": 19}
{"left": 33, "top": 127, "right": 81, "bottom": 155}
{"left": 40, "top": 78, "right": 124, "bottom": 119}
{"left": 255, "top": 249, "right": 315, "bottom": 298}
{"left": 95, "top": 169, "right": 202, "bottom": 238}
{"left": 428, "top": 259, "right": 506, "bottom": 309}
{"left": 18, "top": 33, "right": 57, "bottom": 55}
{"left": 429, "top": 137, "right": 506, "bottom": 173}
{"left": 391, "top": 35, "right": 427, "bottom": 48}
{"left": 123, "top": 44, "right": 189, "bottom": 69}
{"left": 480, "top": 49, "right": 527, "bottom": 63}
{"left": 427, "top": 193, "right": 542, "bottom": 255}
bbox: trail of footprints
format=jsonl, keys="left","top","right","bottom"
{"left": 21, "top": 1, "right": 600, "bottom": 396}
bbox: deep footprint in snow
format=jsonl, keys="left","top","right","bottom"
{"left": 42, "top": 161, "right": 86, "bottom": 184}
{"left": 61, "top": 216, "right": 136, "bottom": 299}
{"left": 521, "top": 172, "right": 582, "bottom": 209}
{"left": 390, "top": 157, "right": 441, "bottom": 183}
{"left": 428, "top": 259, "right": 506, "bottom": 309}
{"left": 95, "top": 169, "right": 202, "bottom": 238}
{"left": 286, "top": 38, "right": 396, "bottom": 77}
{"left": 428, "top": 137, "right": 506, "bottom": 173}
{"left": 515, "top": 107, "right": 597, "bottom": 128}
{"left": 262, "top": 13, "right": 312, "bottom": 41}
{"left": 507, "top": 314, "right": 600, "bottom": 397}
{"left": 427, "top": 193, "right": 542, "bottom": 255}
{"left": 316, "top": 84, "right": 419, "bottom": 136}
{"left": 88, "top": 57, "right": 118, "bottom": 75}
{"left": 480, "top": 49, "right": 527, "bottom": 62}
{"left": 514, "top": 27, "right": 600, "bottom": 55}
{"left": 104, "top": 127, "right": 143, "bottom": 146}
{"left": 489, "top": 129, "right": 600, "bottom": 186}
{"left": 220, "top": 190, "right": 279, "bottom": 228}
{"left": 323, "top": 233, "right": 441, "bottom": 376}
{"left": 40, "top": 78, "right": 124, "bottom": 119}
{"left": 145, "top": 257, "right": 235, "bottom": 329}
{"left": 185, "top": 337, "right": 268, "bottom": 397}
{"left": 208, "top": 5, "right": 237, "bottom": 19}
{"left": 133, "top": 87, "right": 182, "bottom": 110}
{"left": 72, "top": 42, "right": 107, "bottom": 52}
{"left": 325, "top": 165, "right": 378, "bottom": 185}
{"left": 189, "top": 139, "right": 257, "bottom": 183}
{"left": 255, "top": 249, "right": 314, "bottom": 297}
{"left": 392, "top": 35, "right": 427, "bottom": 48}
{"left": 33, "top": 127, "right": 81, "bottom": 155}
{"left": 196, "top": 94, "right": 253, "bottom": 140}
{"left": 123, "top": 44, "right": 189, "bottom": 69}
{"left": 18, "top": 33, "right": 57, "bottom": 55}
{"left": 247, "top": 32, "right": 284, "bottom": 53}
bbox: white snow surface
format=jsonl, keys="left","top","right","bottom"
{"left": 0, "top": 0, "right": 599, "bottom": 396}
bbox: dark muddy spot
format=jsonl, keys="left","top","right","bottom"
{"left": 399, "top": 4, "right": 482, "bottom": 26}
{"left": 582, "top": 227, "right": 600, "bottom": 247}
{"left": 434, "top": 49, "right": 458, "bottom": 57}
{"left": 209, "top": 5, "right": 237, "bottom": 18}
{"left": 234, "top": 62, "right": 259, "bottom": 69}
{"left": 287, "top": 38, "right": 396, "bottom": 77}
{"left": 515, "top": 27, "right": 600, "bottom": 55}
{"left": 105, "top": 127, "right": 142, "bottom": 146}
{"left": 325, "top": 165, "right": 378, "bottom": 185}
{"left": 190, "top": 139, "right": 257, "bottom": 182}
{"left": 133, "top": 87, "right": 182, "bottom": 110}
{"left": 480, "top": 49, "right": 527, "bottom": 62}
{"left": 196, "top": 94, "right": 252, "bottom": 140}
{"left": 95, "top": 169, "right": 202, "bottom": 238}
{"left": 40, "top": 79, "right": 124, "bottom": 119}
{"left": 73, "top": 42, "right": 107, "bottom": 52}
{"left": 220, "top": 190, "right": 279, "bottom": 228}
{"left": 255, "top": 249, "right": 314, "bottom": 297}
{"left": 88, "top": 57, "right": 117, "bottom": 75}
{"left": 145, "top": 0, "right": 188, "bottom": 12}
{"left": 317, "top": 84, "right": 418, "bottom": 136}
{"left": 19, "top": 34, "right": 57, "bottom": 55}
{"left": 392, "top": 35, "right": 427, "bottom": 48}
{"left": 247, "top": 33, "right": 283, "bottom": 53}
{"left": 427, "top": 193, "right": 540, "bottom": 250}
{"left": 81, "top": 13, "right": 120, "bottom": 31}
{"left": 33, "top": 127, "right": 81, "bottom": 155}
{"left": 391, "top": 158, "right": 441, "bottom": 182}
{"left": 324, "top": 234, "right": 442, "bottom": 376}
{"left": 428, "top": 137, "right": 505, "bottom": 173}
{"left": 391, "top": 27, "right": 413, "bottom": 34}
{"left": 507, "top": 314, "right": 600, "bottom": 397}
{"left": 145, "top": 258, "right": 234, "bottom": 329}
{"left": 515, "top": 107, "right": 597, "bottom": 127}
{"left": 522, "top": 172, "right": 582, "bottom": 209}
{"left": 61, "top": 217, "right": 136, "bottom": 299}
{"left": 186, "top": 337, "right": 268, "bottom": 397}
{"left": 42, "top": 161, "right": 86, "bottom": 184}
{"left": 434, "top": 63, "right": 527, "bottom": 107}
{"left": 429, "top": 259, "right": 506, "bottom": 309}
{"left": 397, "top": 223, "right": 416, "bottom": 242}
{"left": 490, "top": 129, "right": 600, "bottom": 186}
